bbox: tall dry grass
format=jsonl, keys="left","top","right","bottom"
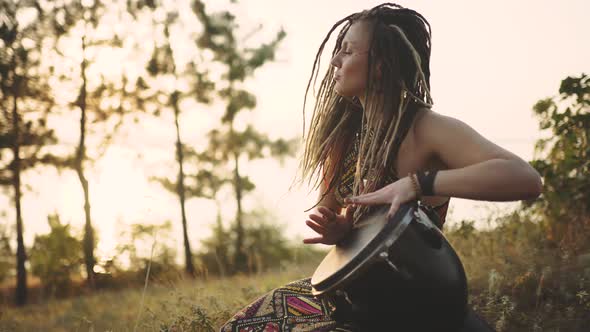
{"left": 0, "top": 262, "right": 318, "bottom": 331}
{"left": 445, "top": 210, "right": 590, "bottom": 332}
{"left": 1, "top": 210, "right": 589, "bottom": 331}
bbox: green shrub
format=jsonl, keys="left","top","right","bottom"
{"left": 29, "top": 214, "right": 83, "bottom": 297}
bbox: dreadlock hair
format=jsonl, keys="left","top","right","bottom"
{"left": 299, "top": 3, "right": 433, "bottom": 221}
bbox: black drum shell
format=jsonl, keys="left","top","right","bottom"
{"left": 314, "top": 204, "right": 468, "bottom": 331}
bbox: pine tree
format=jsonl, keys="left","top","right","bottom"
{"left": 0, "top": 0, "right": 58, "bottom": 305}
{"left": 192, "top": 1, "right": 296, "bottom": 273}
{"left": 44, "top": 0, "right": 136, "bottom": 287}
{"left": 137, "top": 1, "right": 215, "bottom": 277}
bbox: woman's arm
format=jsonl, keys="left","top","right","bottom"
{"left": 344, "top": 110, "right": 542, "bottom": 218}
{"left": 418, "top": 111, "right": 542, "bottom": 201}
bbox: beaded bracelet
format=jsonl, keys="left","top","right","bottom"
{"left": 408, "top": 172, "right": 422, "bottom": 199}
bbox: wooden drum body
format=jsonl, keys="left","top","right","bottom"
{"left": 311, "top": 202, "right": 468, "bottom": 331}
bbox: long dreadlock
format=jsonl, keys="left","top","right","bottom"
{"left": 299, "top": 3, "right": 434, "bottom": 222}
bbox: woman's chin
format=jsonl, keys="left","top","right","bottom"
{"left": 334, "top": 87, "right": 353, "bottom": 98}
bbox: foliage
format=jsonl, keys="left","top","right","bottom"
{"left": 41, "top": 0, "right": 150, "bottom": 286}
{"left": 191, "top": 1, "right": 296, "bottom": 273}
{"left": 529, "top": 73, "right": 590, "bottom": 253}
{"left": 29, "top": 214, "right": 83, "bottom": 297}
{"left": 240, "top": 211, "right": 293, "bottom": 273}
{"left": 159, "top": 303, "right": 217, "bottom": 332}
{"left": 197, "top": 208, "right": 323, "bottom": 276}
{"left": 0, "top": 0, "right": 61, "bottom": 306}
{"left": 197, "top": 208, "right": 232, "bottom": 277}
{"left": 115, "top": 221, "right": 179, "bottom": 282}
{"left": 0, "top": 223, "right": 13, "bottom": 283}
{"left": 445, "top": 210, "right": 590, "bottom": 331}
{"left": 139, "top": 0, "right": 218, "bottom": 276}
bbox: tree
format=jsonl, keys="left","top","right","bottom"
{"left": 0, "top": 0, "right": 58, "bottom": 306}
{"left": 192, "top": 1, "right": 296, "bottom": 273}
{"left": 44, "top": 0, "right": 138, "bottom": 287}
{"left": 529, "top": 73, "right": 590, "bottom": 253}
{"left": 138, "top": 1, "right": 215, "bottom": 277}
{"left": 154, "top": 147, "right": 235, "bottom": 276}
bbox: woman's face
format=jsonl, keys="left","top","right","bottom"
{"left": 330, "top": 20, "right": 373, "bottom": 99}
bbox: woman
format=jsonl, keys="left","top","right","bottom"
{"left": 220, "top": 3, "right": 542, "bottom": 331}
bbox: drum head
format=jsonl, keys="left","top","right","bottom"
{"left": 311, "top": 203, "right": 415, "bottom": 295}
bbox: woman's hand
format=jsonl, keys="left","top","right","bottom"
{"left": 303, "top": 206, "right": 355, "bottom": 245}
{"left": 344, "top": 176, "right": 418, "bottom": 219}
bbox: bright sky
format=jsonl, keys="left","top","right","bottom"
{"left": 2, "top": 0, "right": 589, "bottom": 262}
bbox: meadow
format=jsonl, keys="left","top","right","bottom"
{"left": 0, "top": 263, "right": 316, "bottom": 332}
{"left": 2, "top": 210, "right": 589, "bottom": 332}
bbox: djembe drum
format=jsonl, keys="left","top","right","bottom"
{"left": 311, "top": 202, "right": 468, "bottom": 331}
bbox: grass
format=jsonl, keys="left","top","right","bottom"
{"left": 3, "top": 260, "right": 588, "bottom": 332}
{"left": 2, "top": 213, "right": 590, "bottom": 331}
{"left": 0, "top": 263, "right": 317, "bottom": 332}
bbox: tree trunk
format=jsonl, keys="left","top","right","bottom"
{"left": 173, "top": 99, "right": 195, "bottom": 277}
{"left": 12, "top": 73, "right": 27, "bottom": 306}
{"left": 78, "top": 167, "right": 95, "bottom": 287}
{"left": 232, "top": 121, "right": 247, "bottom": 273}
{"left": 77, "top": 37, "right": 95, "bottom": 288}
{"left": 214, "top": 200, "right": 226, "bottom": 277}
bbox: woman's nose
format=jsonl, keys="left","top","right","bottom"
{"left": 330, "top": 54, "right": 341, "bottom": 68}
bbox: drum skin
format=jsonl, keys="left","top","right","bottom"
{"left": 311, "top": 202, "right": 468, "bottom": 331}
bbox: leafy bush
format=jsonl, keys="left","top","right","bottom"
{"left": 529, "top": 73, "right": 590, "bottom": 255}
{"left": 445, "top": 209, "right": 590, "bottom": 331}
{"left": 197, "top": 208, "right": 325, "bottom": 276}
{"left": 29, "top": 214, "right": 83, "bottom": 297}
{"left": 0, "top": 223, "right": 13, "bottom": 283}
{"left": 114, "top": 220, "right": 181, "bottom": 283}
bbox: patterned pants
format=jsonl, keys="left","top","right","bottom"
{"left": 219, "top": 278, "right": 359, "bottom": 332}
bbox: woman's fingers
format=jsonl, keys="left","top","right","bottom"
{"left": 387, "top": 198, "right": 401, "bottom": 219}
{"left": 309, "top": 213, "right": 328, "bottom": 226}
{"left": 304, "top": 207, "right": 354, "bottom": 246}
{"left": 306, "top": 220, "right": 326, "bottom": 235}
{"left": 345, "top": 192, "right": 384, "bottom": 205}
{"left": 303, "top": 237, "right": 326, "bottom": 244}
{"left": 317, "top": 206, "right": 336, "bottom": 220}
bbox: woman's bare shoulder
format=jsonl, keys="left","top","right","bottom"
{"left": 413, "top": 108, "right": 447, "bottom": 129}
{"left": 413, "top": 108, "right": 524, "bottom": 170}
{"left": 410, "top": 108, "right": 448, "bottom": 167}
{"left": 414, "top": 108, "right": 478, "bottom": 148}
{"left": 411, "top": 108, "right": 444, "bottom": 149}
